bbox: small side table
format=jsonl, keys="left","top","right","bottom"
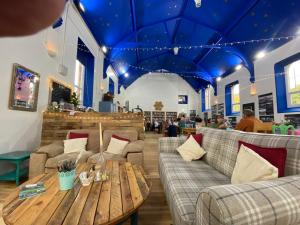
{"left": 0, "top": 151, "right": 30, "bottom": 186}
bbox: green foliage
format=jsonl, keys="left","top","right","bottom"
{"left": 69, "top": 92, "right": 80, "bottom": 107}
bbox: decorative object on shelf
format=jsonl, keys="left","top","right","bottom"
{"left": 154, "top": 101, "right": 164, "bottom": 111}
{"left": 57, "top": 160, "right": 76, "bottom": 191}
{"left": 258, "top": 93, "right": 274, "bottom": 122}
{"left": 69, "top": 92, "right": 79, "bottom": 108}
{"left": 9, "top": 63, "right": 40, "bottom": 112}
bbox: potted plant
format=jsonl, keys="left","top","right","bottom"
{"left": 69, "top": 92, "right": 80, "bottom": 108}
{"left": 57, "top": 160, "right": 76, "bottom": 191}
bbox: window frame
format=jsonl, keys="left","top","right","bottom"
{"left": 285, "top": 60, "right": 300, "bottom": 108}
{"left": 231, "top": 83, "right": 240, "bottom": 113}
{"left": 204, "top": 85, "right": 212, "bottom": 111}
{"left": 74, "top": 59, "right": 85, "bottom": 104}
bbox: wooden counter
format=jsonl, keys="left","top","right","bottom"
{"left": 41, "top": 112, "right": 145, "bottom": 146}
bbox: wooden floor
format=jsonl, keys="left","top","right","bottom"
{"left": 0, "top": 132, "right": 172, "bottom": 225}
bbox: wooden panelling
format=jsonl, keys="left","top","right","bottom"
{"left": 41, "top": 112, "right": 145, "bottom": 146}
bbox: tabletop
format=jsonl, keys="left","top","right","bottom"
{"left": 0, "top": 151, "right": 31, "bottom": 160}
{"left": 2, "top": 161, "right": 150, "bottom": 225}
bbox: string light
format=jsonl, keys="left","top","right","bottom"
{"left": 235, "top": 64, "right": 242, "bottom": 71}
{"left": 255, "top": 51, "right": 266, "bottom": 59}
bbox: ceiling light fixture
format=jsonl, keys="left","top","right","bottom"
{"left": 101, "top": 46, "right": 107, "bottom": 54}
{"left": 173, "top": 47, "right": 179, "bottom": 55}
{"left": 216, "top": 77, "right": 222, "bottom": 82}
{"left": 194, "top": 0, "right": 202, "bottom": 8}
{"left": 79, "top": 2, "right": 85, "bottom": 12}
{"left": 255, "top": 51, "right": 266, "bottom": 59}
{"left": 235, "top": 64, "right": 242, "bottom": 71}
{"left": 124, "top": 72, "right": 129, "bottom": 78}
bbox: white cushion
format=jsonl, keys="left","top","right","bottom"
{"left": 231, "top": 144, "right": 278, "bottom": 184}
{"left": 176, "top": 136, "right": 206, "bottom": 161}
{"left": 106, "top": 137, "right": 129, "bottom": 155}
{"left": 64, "top": 138, "right": 87, "bottom": 154}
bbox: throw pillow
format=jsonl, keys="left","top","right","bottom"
{"left": 112, "top": 134, "right": 131, "bottom": 143}
{"left": 231, "top": 144, "right": 278, "bottom": 184}
{"left": 238, "top": 141, "right": 287, "bottom": 177}
{"left": 64, "top": 138, "right": 88, "bottom": 154}
{"left": 69, "top": 132, "right": 89, "bottom": 139}
{"left": 188, "top": 133, "right": 203, "bottom": 146}
{"left": 177, "top": 136, "right": 206, "bottom": 161}
{"left": 106, "top": 137, "right": 130, "bottom": 155}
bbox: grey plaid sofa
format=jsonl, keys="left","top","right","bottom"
{"left": 159, "top": 127, "right": 300, "bottom": 225}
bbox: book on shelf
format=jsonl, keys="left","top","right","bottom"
{"left": 19, "top": 182, "right": 46, "bottom": 199}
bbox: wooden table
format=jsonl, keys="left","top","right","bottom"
{"left": 0, "top": 151, "right": 30, "bottom": 186}
{"left": 2, "top": 161, "right": 150, "bottom": 225}
{"left": 182, "top": 128, "right": 196, "bottom": 136}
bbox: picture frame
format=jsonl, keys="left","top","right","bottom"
{"left": 9, "top": 64, "right": 40, "bottom": 112}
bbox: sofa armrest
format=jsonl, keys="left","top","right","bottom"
{"left": 158, "top": 136, "right": 187, "bottom": 153}
{"left": 122, "top": 140, "right": 144, "bottom": 157}
{"left": 29, "top": 152, "right": 48, "bottom": 178}
{"left": 127, "top": 152, "right": 143, "bottom": 167}
{"left": 36, "top": 141, "right": 64, "bottom": 158}
{"left": 195, "top": 175, "right": 300, "bottom": 225}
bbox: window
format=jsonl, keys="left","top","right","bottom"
{"left": 231, "top": 83, "right": 240, "bottom": 113}
{"left": 286, "top": 60, "right": 300, "bottom": 107}
{"left": 205, "top": 85, "right": 212, "bottom": 111}
{"left": 74, "top": 60, "right": 85, "bottom": 103}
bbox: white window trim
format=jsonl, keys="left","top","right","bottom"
{"left": 205, "top": 85, "right": 212, "bottom": 111}
{"left": 285, "top": 60, "right": 300, "bottom": 108}
{"left": 74, "top": 60, "right": 85, "bottom": 104}
{"left": 231, "top": 83, "right": 240, "bottom": 113}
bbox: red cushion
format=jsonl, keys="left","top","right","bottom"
{"left": 188, "top": 133, "right": 203, "bottom": 146}
{"left": 238, "top": 141, "right": 287, "bottom": 177}
{"left": 69, "top": 132, "right": 89, "bottom": 139}
{"left": 112, "top": 134, "right": 130, "bottom": 143}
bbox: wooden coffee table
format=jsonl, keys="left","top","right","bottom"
{"left": 2, "top": 161, "right": 150, "bottom": 225}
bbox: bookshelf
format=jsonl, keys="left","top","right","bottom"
{"left": 152, "top": 111, "right": 165, "bottom": 122}
{"left": 166, "top": 112, "right": 177, "bottom": 121}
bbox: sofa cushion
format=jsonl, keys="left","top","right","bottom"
{"left": 106, "top": 137, "right": 129, "bottom": 155}
{"left": 67, "top": 129, "right": 100, "bottom": 152}
{"left": 239, "top": 133, "right": 300, "bottom": 176}
{"left": 122, "top": 140, "right": 144, "bottom": 157}
{"left": 45, "top": 151, "right": 94, "bottom": 169}
{"left": 103, "top": 130, "right": 138, "bottom": 150}
{"left": 214, "top": 131, "right": 243, "bottom": 177}
{"left": 159, "top": 153, "right": 230, "bottom": 225}
{"left": 176, "top": 136, "right": 206, "bottom": 161}
{"left": 239, "top": 141, "right": 287, "bottom": 177}
{"left": 69, "top": 132, "right": 89, "bottom": 139}
{"left": 37, "top": 141, "right": 64, "bottom": 158}
{"left": 112, "top": 134, "right": 131, "bottom": 142}
{"left": 231, "top": 144, "right": 278, "bottom": 184}
{"left": 64, "top": 138, "right": 88, "bottom": 154}
{"left": 87, "top": 152, "right": 126, "bottom": 164}
{"left": 201, "top": 128, "right": 223, "bottom": 169}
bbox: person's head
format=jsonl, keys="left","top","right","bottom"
{"left": 216, "top": 115, "right": 224, "bottom": 123}
{"left": 243, "top": 109, "right": 254, "bottom": 118}
{"left": 195, "top": 117, "right": 202, "bottom": 123}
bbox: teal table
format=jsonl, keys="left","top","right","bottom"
{"left": 0, "top": 151, "right": 30, "bottom": 186}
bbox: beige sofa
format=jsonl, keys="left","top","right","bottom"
{"left": 29, "top": 129, "right": 144, "bottom": 178}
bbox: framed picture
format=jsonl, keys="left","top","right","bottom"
{"left": 178, "top": 95, "right": 188, "bottom": 104}
{"left": 9, "top": 64, "right": 40, "bottom": 112}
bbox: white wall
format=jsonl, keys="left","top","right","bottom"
{"left": 116, "top": 73, "right": 201, "bottom": 115}
{"left": 0, "top": 2, "right": 105, "bottom": 159}
{"left": 201, "top": 37, "right": 300, "bottom": 122}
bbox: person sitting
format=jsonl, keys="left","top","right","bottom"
{"left": 212, "top": 115, "right": 229, "bottom": 130}
{"left": 235, "top": 109, "right": 262, "bottom": 132}
{"left": 195, "top": 117, "right": 203, "bottom": 129}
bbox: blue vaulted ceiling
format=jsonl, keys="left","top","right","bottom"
{"left": 76, "top": 0, "right": 300, "bottom": 91}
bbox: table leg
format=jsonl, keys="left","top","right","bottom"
{"left": 130, "top": 211, "right": 138, "bottom": 225}
{"left": 15, "top": 161, "right": 20, "bottom": 186}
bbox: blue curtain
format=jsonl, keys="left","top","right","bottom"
{"left": 201, "top": 89, "right": 205, "bottom": 112}
{"left": 77, "top": 38, "right": 95, "bottom": 107}
{"left": 109, "top": 78, "right": 115, "bottom": 94}
{"left": 225, "top": 80, "right": 239, "bottom": 116}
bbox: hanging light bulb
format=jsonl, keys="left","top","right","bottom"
{"left": 194, "top": 0, "right": 202, "bottom": 8}
{"left": 250, "top": 83, "right": 257, "bottom": 96}
{"left": 173, "top": 47, "right": 179, "bottom": 55}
